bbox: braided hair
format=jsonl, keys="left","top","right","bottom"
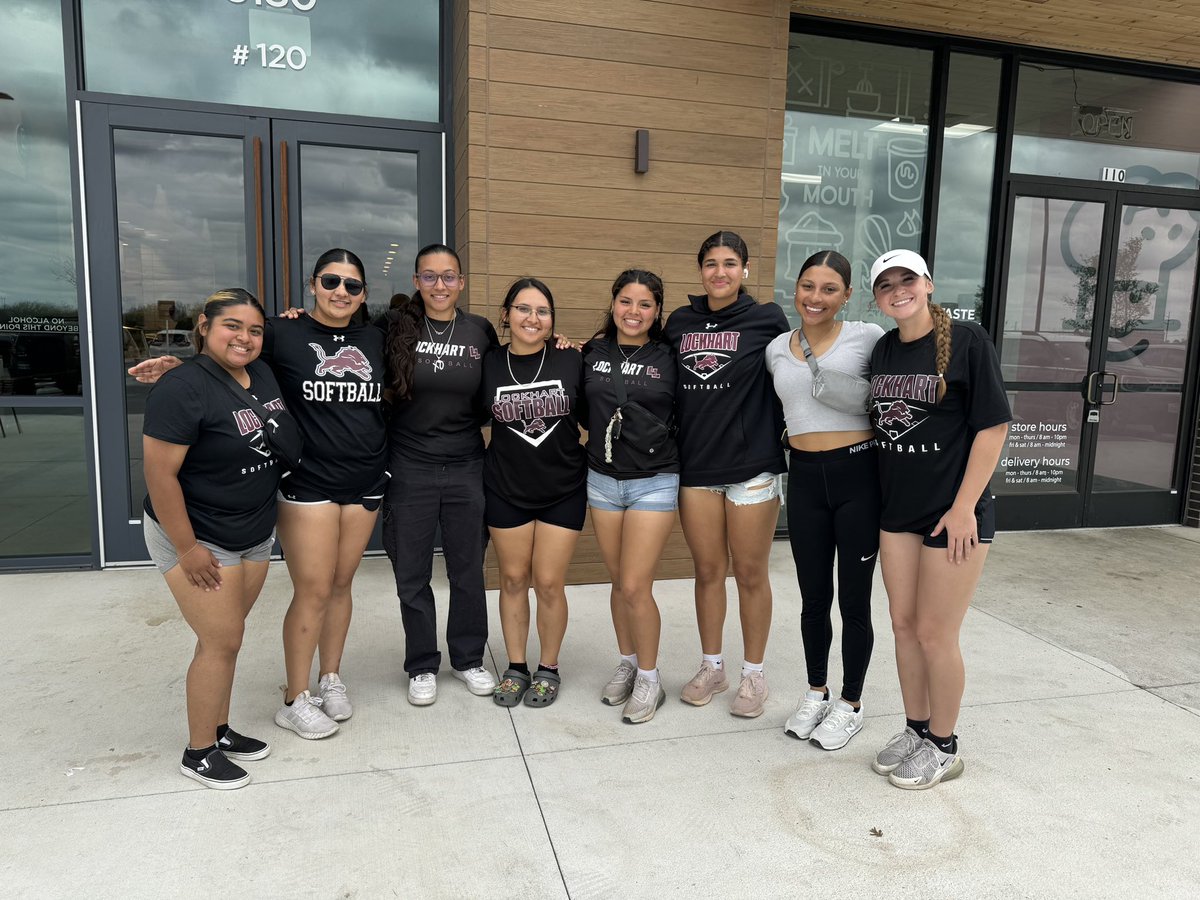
{"left": 929, "top": 301, "right": 951, "bottom": 404}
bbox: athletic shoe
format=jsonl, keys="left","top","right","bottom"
{"left": 784, "top": 690, "right": 831, "bottom": 740}
{"left": 888, "top": 738, "right": 965, "bottom": 790}
{"left": 730, "top": 671, "right": 769, "bottom": 718}
{"left": 811, "top": 699, "right": 864, "bottom": 750}
{"left": 680, "top": 661, "right": 729, "bottom": 706}
{"left": 452, "top": 666, "right": 497, "bottom": 697}
{"left": 318, "top": 673, "right": 353, "bottom": 721}
{"left": 601, "top": 660, "right": 637, "bottom": 706}
{"left": 216, "top": 727, "right": 270, "bottom": 761}
{"left": 274, "top": 690, "right": 339, "bottom": 739}
{"left": 621, "top": 674, "right": 666, "bottom": 724}
{"left": 408, "top": 672, "right": 437, "bottom": 706}
{"left": 871, "top": 726, "right": 923, "bottom": 775}
{"left": 180, "top": 748, "right": 250, "bottom": 790}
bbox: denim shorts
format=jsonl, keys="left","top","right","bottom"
{"left": 144, "top": 515, "right": 276, "bottom": 575}
{"left": 587, "top": 469, "right": 680, "bottom": 513}
{"left": 690, "top": 471, "right": 781, "bottom": 506}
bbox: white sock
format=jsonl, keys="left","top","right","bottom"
{"left": 637, "top": 667, "right": 659, "bottom": 683}
{"left": 620, "top": 653, "right": 638, "bottom": 668}
{"left": 702, "top": 653, "right": 723, "bottom": 669}
{"left": 742, "top": 660, "right": 764, "bottom": 677}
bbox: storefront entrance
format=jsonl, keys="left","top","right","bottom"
{"left": 82, "top": 103, "right": 442, "bottom": 564}
{"left": 993, "top": 178, "right": 1200, "bottom": 528}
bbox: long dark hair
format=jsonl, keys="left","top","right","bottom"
{"left": 192, "top": 288, "right": 265, "bottom": 353}
{"left": 385, "top": 243, "right": 463, "bottom": 400}
{"left": 591, "top": 268, "right": 665, "bottom": 343}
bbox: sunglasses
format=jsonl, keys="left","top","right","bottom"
{"left": 318, "top": 273, "right": 365, "bottom": 296}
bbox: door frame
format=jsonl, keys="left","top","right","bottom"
{"left": 992, "top": 175, "right": 1200, "bottom": 529}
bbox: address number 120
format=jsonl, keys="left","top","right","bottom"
{"left": 257, "top": 43, "right": 307, "bottom": 70}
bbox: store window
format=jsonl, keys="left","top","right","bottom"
{"left": 775, "top": 33, "right": 933, "bottom": 325}
{"left": 933, "top": 54, "right": 1002, "bottom": 321}
{"left": 0, "top": 0, "right": 80, "bottom": 398}
{"left": 81, "top": 0, "right": 440, "bottom": 122}
{"left": 1013, "top": 64, "right": 1200, "bottom": 190}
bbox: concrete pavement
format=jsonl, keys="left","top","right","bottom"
{"left": 2, "top": 526, "right": 1198, "bottom": 898}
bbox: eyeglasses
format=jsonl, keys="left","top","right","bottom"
{"left": 511, "top": 304, "right": 552, "bottom": 319}
{"left": 318, "top": 274, "right": 365, "bottom": 296}
{"left": 417, "top": 271, "right": 462, "bottom": 288}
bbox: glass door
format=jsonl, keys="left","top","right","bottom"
{"left": 83, "top": 104, "right": 441, "bottom": 563}
{"left": 993, "top": 180, "right": 1200, "bottom": 528}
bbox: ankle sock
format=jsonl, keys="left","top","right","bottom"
{"left": 930, "top": 732, "right": 957, "bottom": 755}
{"left": 702, "top": 653, "right": 723, "bottom": 669}
{"left": 637, "top": 667, "right": 659, "bottom": 683}
{"left": 185, "top": 744, "right": 216, "bottom": 762}
{"left": 620, "top": 653, "right": 638, "bottom": 668}
{"left": 741, "top": 660, "right": 764, "bottom": 678}
{"left": 509, "top": 662, "right": 530, "bottom": 677}
{"left": 906, "top": 717, "right": 930, "bottom": 739}
{"left": 536, "top": 663, "right": 559, "bottom": 675}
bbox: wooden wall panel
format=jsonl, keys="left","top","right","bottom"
{"left": 452, "top": 0, "right": 792, "bottom": 587}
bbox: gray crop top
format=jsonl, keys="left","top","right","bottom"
{"left": 766, "top": 320, "right": 885, "bottom": 436}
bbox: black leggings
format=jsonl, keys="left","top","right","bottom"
{"left": 786, "top": 441, "right": 881, "bottom": 703}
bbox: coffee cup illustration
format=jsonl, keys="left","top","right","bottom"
{"left": 887, "top": 139, "right": 926, "bottom": 203}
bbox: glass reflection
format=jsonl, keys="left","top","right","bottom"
{"left": 81, "top": 0, "right": 439, "bottom": 122}
{"left": 0, "top": 408, "right": 92, "bottom": 557}
{"left": 113, "top": 130, "right": 249, "bottom": 519}
{"left": 775, "top": 34, "right": 933, "bottom": 326}
{"left": 0, "top": 0, "right": 80, "bottom": 397}
{"left": 298, "top": 144, "right": 418, "bottom": 312}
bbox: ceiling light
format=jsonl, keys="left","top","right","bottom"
{"left": 781, "top": 172, "right": 822, "bottom": 185}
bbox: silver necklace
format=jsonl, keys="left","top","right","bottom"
{"left": 506, "top": 344, "right": 547, "bottom": 385}
{"left": 425, "top": 314, "right": 456, "bottom": 372}
{"left": 617, "top": 342, "right": 645, "bottom": 364}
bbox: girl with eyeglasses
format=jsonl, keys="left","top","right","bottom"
{"left": 582, "top": 269, "right": 679, "bottom": 724}
{"left": 483, "top": 278, "right": 586, "bottom": 709}
{"left": 666, "top": 231, "right": 789, "bottom": 719}
{"left": 131, "top": 249, "right": 388, "bottom": 741}
{"left": 142, "top": 289, "right": 283, "bottom": 788}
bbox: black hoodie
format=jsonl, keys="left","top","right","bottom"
{"left": 665, "top": 292, "right": 789, "bottom": 486}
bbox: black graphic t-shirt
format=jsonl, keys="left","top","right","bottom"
{"left": 665, "top": 292, "right": 789, "bottom": 486}
{"left": 262, "top": 316, "right": 387, "bottom": 495}
{"left": 482, "top": 344, "right": 586, "bottom": 507}
{"left": 387, "top": 310, "right": 499, "bottom": 463}
{"left": 869, "top": 321, "right": 1012, "bottom": 532}
{"left": 582, "top": 337, "right": 679, "bottom": 478}
{"left": 143, "top": 358, "right": 284, "bottom": 550}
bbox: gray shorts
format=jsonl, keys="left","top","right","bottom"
{"left": 143, "top": 515, "right": 276, "bottom": 575}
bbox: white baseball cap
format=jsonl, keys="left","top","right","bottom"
{"left": 870, "top": 250, "right": 931, "bottom": 288}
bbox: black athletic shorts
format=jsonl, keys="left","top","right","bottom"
{"left": 279, "top": 470, "right": 390, "bottom": 511}
{"left": 484, "top": 482, "right": 587, "bottom": 531}
{"left": 908, "top": 492, "right": 996, "bottom": 548}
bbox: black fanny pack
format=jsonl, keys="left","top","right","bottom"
{"left": 195, "top": 355, "right": 304, "bottom": 472}
{"left": 603, "top": 342, "right": 676, "bottom": 467}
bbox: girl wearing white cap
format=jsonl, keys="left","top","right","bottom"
{"left": 867, "top": 249, "right": 1011, "bottom": 789}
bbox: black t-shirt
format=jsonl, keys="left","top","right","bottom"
{"left": 582, "top": 337, "right": 679, "bottom": 477}
{"left": 665, "top": 292, "right": 789, "bottom": 486}
{"left": 482, "top": 344, "right": 586, "bottom": 507}
{"left": 386, "top": 309, "right": 499, "bottom": 463}
{"left": 262, "top": 316, "right": 387, "bottom": 494}
{"left": 869, "top": 321, "right": 1012, "bottom": 532}
{"left": 143, "top": 358, "right": 284, "bottom": 550}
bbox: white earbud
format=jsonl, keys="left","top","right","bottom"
{"left": 743, "top": 268, "right": 749, "bottom": 278}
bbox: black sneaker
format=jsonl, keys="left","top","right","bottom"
{"left": 180, "top": 748, "right": 251, "bottom": 790}
{"left": 217, "top": 728, "right": 271, "bottom": 761}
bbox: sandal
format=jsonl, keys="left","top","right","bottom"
{"left": 493, "top": 669, "right": 531, "bottom": 707}
{"left": 523, "top": 670, "right": 561, "bottom": 707}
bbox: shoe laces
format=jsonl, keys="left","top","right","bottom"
{"left": 795, "top": 697, "right": 826, "bottom": 719}
{"left": 822, "top": 707, "right": 854, "bottom": 730}
{"left": 413, "top": 673, "right": 436, "bottom": 687}
{"left": 321, "top": 679, "right": 347, "bottom": 698}
{"left": 295, "top": 693, "right": 327, "bottom": 722}
{"left": 463, "top": 667, "right": 487, "bottom": 679}
{"left": 738, "top": 672, "right": 763, "bottom": 696}
{"left": 631, "top": 677, "right": 653, "bottom": 703}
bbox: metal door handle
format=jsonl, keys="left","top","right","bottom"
{"left": 279, "top": 140, "right": 290, "bottom": 308}
{"left": 1085, "top": 371, "right": 1101, "bottom": 404}
{"left": 253, "top": 137, "right": 265, "bottom": 303}
{"left": 1098, "top": 371, "right": 1119, "bottom": 405}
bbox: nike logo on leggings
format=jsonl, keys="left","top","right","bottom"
{"left": 860, "top": 552, "right": 877, "bottom": 562}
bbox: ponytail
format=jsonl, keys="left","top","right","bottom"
{"left": 929, "top": 302, "right": 952, "bottom": 404}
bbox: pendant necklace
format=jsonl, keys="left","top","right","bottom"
{"left": 617, "top": 342, "right": 645, "bottom": 365}
{"left": 425, "top": 313, "right": 456, "bottom": 372}
{"left": 507, "top": 344, "right": 547, "bottom": 385}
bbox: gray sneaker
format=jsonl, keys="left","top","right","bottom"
{"left": 888, "top": 738, "right": 965, "bottom": 790}
{"left": 680, "top": 661, "right": 729, "bottom": 706}
{"left": 729, "top": 671, "right": 768, "bottom": 718}
{"left": 601, "top": 660, "right": 637, "bottom": 706}
{"left": 274, "top": 690, "right": 339, "bottom": 740}
{"left": 811, "top": 700, "right": 864, "bottom": 751}
{"left": 784, "top": 690, "right": 831, "bottom": 740}
{"left": 621, "top": 674, "right": 666, "bottom": 724}
{"left": 871, "top": 726, "right": 925, "bottom": 775}
{"left": 318, "top": 673, "right": 353, "bottom": 721}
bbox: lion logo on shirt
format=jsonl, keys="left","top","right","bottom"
{"left": 873, "top": 399, "right": 927, "bottom": 441}
{"left": 309, "top": 343, "right": 373, "bottom": 380}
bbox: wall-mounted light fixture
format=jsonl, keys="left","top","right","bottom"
{"left": 635, "top": 129, "right": 649, "bottom": 174}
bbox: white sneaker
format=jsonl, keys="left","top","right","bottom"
{"left": 784, "top": 690, "right": 831, "bottom": 740}
{"left": 811, "top": 699, "right": 864, "bottom": 750}
{"left": 318, "top": 673, "right": 353, "bottom": 721}
{"left": 274, "top": 690, "right": 339, "bottom": 740}
{"left": 408, "top": 672, "right": 437, "bottom": 706}
{"left": 452, "top": 666, "right": 497, "bottom": 696}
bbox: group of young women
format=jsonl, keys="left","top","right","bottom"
{"left": 138, "top": 230, "right": 1009, "bottom": 793}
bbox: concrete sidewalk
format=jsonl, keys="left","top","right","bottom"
{"left": 2, "top": 527, "right": 1198, "bottom": 899}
